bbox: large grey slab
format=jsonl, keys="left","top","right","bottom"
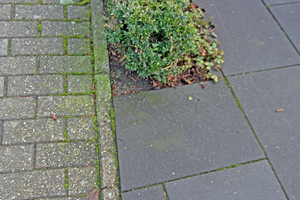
{"left": 3, "top": 118, "right": 64, "bottom": 144}
{"left": 195, "top": 0, "right": 300, "bottom": 75}
{"left": 37, "top": 95, "right": 94, "bottom": 117}
{"left": 7, "top": 75, "right": 64, "bottom": 96}
{"left": 114, "top": 82, "right": 264, "bottom": 191}
{"left": 228, "top": 66, "right": 300, "bottom": 199}
{"left": 0, "top": 21, "right": 38, "bottom": 37}
{"left": 0, "top": 57, "right": 36, "bottom": 75}
{"left": 165, "top": 160, "right": 286, "bottom": 200}
{"left": 41, "top": 21, "right": 90, "bottom": 36}
{"left": 14, "top": 5, "right": 64, "bottom": 20}
{"left": 0, "top": 169, "right": 66, "bottom": 199}
{"left": 0, "top": 145, "right": 33, "bottom": 173}
{"left": 11, "top": 38, "right": 63, "bottom": 56}
{"left": 40, "top": 56, "right": 92, "bottom": 74}
{"left": 270, "top": 3, "right": 300, "bottom": 52}
{"left": 0, "top": 97, "right": 35, "bottom": 119}
{"left": 121, "top": 185, "right": 166, "bottom": 200}
{"left": 264, "top": 0, "right": 300, "bottom": 5}
{"left": 36, "top": 142, "right": 97, "bottom": 168}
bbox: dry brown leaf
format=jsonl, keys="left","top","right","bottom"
{"left": 275, "top": 108, "right": 284, "bottom": 112}
{"left": 51, "top": 112, "right": 57, "bottom": 120}
{"left": 85, "top": 189, "right": 98, "bottom": 200}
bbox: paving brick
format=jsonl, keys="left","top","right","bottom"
{"left": 114, "top": 82, "right": 264, "bottom": 191}
{"left": 0, "top": 145, "right": 33, "bottom": 173}
{"left": 68, "top": 38, "right": 90, "bottom": 54}
{"left": 0, "top": 0, "right": 38, "bottom": 3}
{"left": 121, "top": 185, "right": 166, "bottom": 200}
{"left": 228, "top": 66, "right": 300, "bottom": 199}
{"left": 0, "top": 169, "right": 66, "bottom": 199}
{"left": 67, "top": 5, "right": 89, "bottom": 20}
{"left": 36, "top": 198, "right": 85, "bottom": 200}
{"left": 68, "top": 167, "right": 98, "bottom": 196}
{"left": 37, "top": 95, "right": 94, "bottom": 117}
{"left": 42, "top": 21, "right": 90, "bottom": 36}
{"left": 270, "top": 3, "right": 300, "bottom": 52}
{"left": 101, "top": 187, "right": 119, "bottom": 200}
{"left": 0, "top": 97, "right": 35, "bottom": 120}
{"left": 40, "top": 56, "right": 92, "bottom": 73}
{"left": 0, "top": 21, "right": 38, "bottom": 37}
{"left": 14, "top": 5, "right": 64, "bottom": 20}
{"left": 67, "top": 117, "right": 96, "bottom": 140}
{"left": 11, "top": 38, "right": 63, "bottom": 56}
{"left": 0, "top": 5, "right": 11, "bottom": 20}
{"left": 0, "top": 76, "right": 4, "bottom": 97}
{"left": 35, "top": 142, "right": 97, "bottom": 168}
{"left": 195, "top": 0, "right": 300, "bottom": 75}
{"left": 3, "top": 118, "right": 64, "bottom": 144}
{"left": 67, "top": 75, "right": 93, "bottom": 93}
{"left": 0, "top": 39, "right": 8, "bottom": 56}
{"left": 7, "top": 75, "right": 64, "bottom": 96}
{"left": 165, "top": 161, "right": 286, "bottom": 200}
{"left": 0, "top": 57, "right": 37, "bottom": 75}
{"left": 42, "top": 0, "right": 80, "bottom": 4}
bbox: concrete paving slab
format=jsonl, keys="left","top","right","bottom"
{"left": 41, "top": 21, "right": 90, "bottom": 37}
{"left": 264, "top": 0, "right": 300, "bottom": 5}
{"left": 0, "top": 97, "right": 35, "bottom": 120}
{"left": 14, "top": 5, "right": 64, "bottom": 20}
{"left": 67, "top": 5, "right": 89, "bottom": 20}
{"left": 67, "top": 75, "right": 93, "bottom": 93}
{"left": 0, "top": 39, "right": 8, "bottom": 56}
{"left": 269, "top": 3, "right": 300, "bottom": 52}
{"left": 68, "top": 38, "right": 90, "bottom": 54}
{"left": 0, "top": 76, "right": 4, "bottom": 97}
{"left": 0, "top": 21, "right": 38, "bottom": 37}
{"left": 121, "top": 185, "right": 166, "bottom": 200}
{"left": 195, "top": 0, "right": 300, "bottom": 75}
{"left": 228, "top": 66, "right": 300, "bottom": 199}
{"left": 67, "top": 117, "right": 96, "bottom": 140}
{"left": 165, "top": 160, "right": 286, "bottom": 200}
{"left": 0, "top": 5, "right": 11, "bottom": 20}
{"left": 114, "top": 81, "right": 264, "bottom": 191}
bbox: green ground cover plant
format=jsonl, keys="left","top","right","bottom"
{"left": 104, "top": 0, "right": 224, "bottom": 85}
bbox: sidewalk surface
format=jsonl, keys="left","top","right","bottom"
{"left": 0, "top": 0, "right": 299, "bottom": 200}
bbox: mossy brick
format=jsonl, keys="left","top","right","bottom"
{"left": 67, "top": 5, "right": 89, "bottom": 20}
{"left": 101, "top": 187, "right": 119, "bottom": 200}
{"left": 14, "top": 5, "right": 64, "bottom": 20}
{"left": 68, "top": 167, "right": 98, "bottom": 195}
{"left": 7, "top": 75, "right": 64, "bottom": 96}
{"left": 0, "top": 0, "right": 38, "bottom": 3}
{"left": 35, "top": 142, "right": 97, "bottom": 168}
{"left": 0, "top": 5, "right": 11, "bottom": 20}
{"left": 40, "top": 56, "right": 92, "bottom": 73}
{"left": 0, "top": 77, "right": 4, "bottom": 97}
{"left": 0, "top": 145, "right": 33, "bottom": 173}
{"left": 0, "top": 21, "right": 38, "bottom": 37}
{"left": 67, "top": 75, "right": 92, "bottom": 93}
{"left": 0, "top": 169, "right": 66, "bottom": 199}
{"left": 0, "top": 57, "right": 37, "bottom": 75}
{"left": 37, "top": 95, "right": 94, "bottom": 117}
{"left": 36, "top": 197, "right": 85, "bottom": 200}
{"left": 91, "top": 0, "right": 109, "bottom": 73}
{"left": 0, "top": 39, "right": 8, "bottom": 56}
{"left": 10, "top": 75, "right": 63, "bottom": 96}
{"left": 68, "top": 38, "right": 90, "bottom": 54}
{"left": 41, "top": 21, "right": 90, "bottom": 37}
{"left": 3, "top": 118, "right": 64, "bottom": 144}
{"left": 67, "top": 117, "right": 96, "bottom": 140}
{"left": 0, "top": 97, "right": 35, "bottom": 120}
{"left": 11, "top": 38, "right": 63, "bottom": 56}
{"left": 42, "top": 0, "right": 80, "bottom": 4}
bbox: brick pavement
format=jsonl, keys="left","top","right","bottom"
{"left": 0, "top": 0, "right": 118, "bottom": 199}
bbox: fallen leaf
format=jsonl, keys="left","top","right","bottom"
{"left": 51, "top": 112, "right": 57, "bottom": 120}
{"left": 85, "top": 189, "right": 98, "bottom": 200}
{"left": 275, "top": 108, "right": 284, "bottom": 112}
{"left": 188, "top": 96, "right": 193, "bottom": 101}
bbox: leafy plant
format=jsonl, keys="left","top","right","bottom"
{"left": 104, "top": 0, "right": 224, "bottom": 84}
